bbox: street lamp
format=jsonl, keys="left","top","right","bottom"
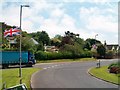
{"left": 19, "top": 5, "right": 30, "bottom": 79}
{"left": 95, "top": 34, "right": 98, "bottom": 40}
{"left": 95, "top": 34, "right": 100, "bottom": 68}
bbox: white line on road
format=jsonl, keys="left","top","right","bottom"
{"left": 47, "top": 67, "right": 51, "bottom": 68}
{"left": 51, "top": 66, "right": 55, "bottom": 68}
{"left": 43, "top": 68, "right": 47, "bottom": 69}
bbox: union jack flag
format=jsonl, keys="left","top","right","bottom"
{"left": 4, "top": 27, "right": 20, "bottom": 38}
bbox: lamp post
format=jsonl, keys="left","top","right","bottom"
{"left": 19, "top": 5, "right": 30, "bottom": 79}
{"left": 95, "top": 34, "right": 100, "bottom": 68}
{"left": 95, "top": 34, "right": 98, "bottom": 40}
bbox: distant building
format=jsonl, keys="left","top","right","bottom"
{"left": 104, "top": 41, "right": 120, "bottom": 52}
{"left": 29, "top": 38, "right": 39, "bottom": 45}
{"left": 104, "top": 41, "right": 120, "bottom": 58}
{"left": 106, "top": 44, "right": 120, "bottom": 52}
{"left": 44, "top": 45, "right": 59, "bottom": 52}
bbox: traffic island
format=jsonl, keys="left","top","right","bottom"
{"left": 88, "top": 66, "right": 120, "bottom": 85}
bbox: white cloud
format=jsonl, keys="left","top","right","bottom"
{"left": 3, "top": 7, "right": 20, "bottom": 26}
{"left": 61, "top": 14, "right": 76, "bottom": 28}
{"left": 86, "top": 15, "right": 118, "bottom": 33}
{"left": 50, "top": 8, "right": 65, "bottom": 18}
{"left": 79, "top": 6, "right": 118, "bottom": 33}
{"left": 22, "top": 20, "right": 33, "bottom": 32}
{"left": 79, "top": 5, "right": 118, "bottom": 44}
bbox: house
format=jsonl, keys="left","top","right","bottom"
{"left": 29, "top": 38, "right": 39, "bottom": 45}
{"left": 106, "top": 44, "right": 120, "bottom": 52}
{"left": 44, "top": 45, "right": 59, "bottom": 52}
{"left": 104, "top": 41, "right": 120, "bottom": 52}
{"left": 104, "top": 41, "right": 120, "bottom": 58}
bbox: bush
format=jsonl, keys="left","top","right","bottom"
{"left": 81, "top": 51, "right": 92, "bottom": 58}
{"left": 109, "top": 67, "right": 120, "bottom": 74}
{"left": 105, "top": 50, "right": 114, "bottom": 59}
{"left": 2, "top": 48, "right": 18, "bottom": 51}
{"left": 35, "top": 50, "right": 92, "bottom": 60}
{"left": 108, "top": 62, "right": 120, "bottom": 74}
{"left": 35, "top": 51, "right": 47, "bottom": 60}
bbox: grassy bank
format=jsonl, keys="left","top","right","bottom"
{"left": 89, "top": 66, "right": 120, "bottom": 85}
{"left": 1, "top": 68, "right": 40, "bottom": 89}
{"left": 37, "top": 58, "right": 96, "bottom": 63}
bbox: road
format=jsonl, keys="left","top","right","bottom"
{"left": 31, "top": 59, "right": 119, "bottom": 89}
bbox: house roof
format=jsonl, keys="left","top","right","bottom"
{"left": 106, "top": 44, "right": 120, "bottom": 50}
{"left": 30, "top": 38, "right": 39, "bottom": 45}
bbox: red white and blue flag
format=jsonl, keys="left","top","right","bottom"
{"left": 4, "top": 27, "right": 20, "bottom": 38}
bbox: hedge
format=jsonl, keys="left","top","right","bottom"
{"left": 35, "top": 50, "right": 92, "bottom": 60}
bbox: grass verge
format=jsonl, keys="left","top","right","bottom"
{"left": 37, "top": 58, "right": 96, "bottom": 63}
{"left": 89, "top": 66, "right": 120, "bottom": 85}
{"left": 1, "top": 68, "right": 40, "bottom": 90}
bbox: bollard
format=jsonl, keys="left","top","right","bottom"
{"left": 2, "top": 82, "right": 6, "bottom": 89}
{"left": 20, "top": 78, "right": 22, "bottom": 84}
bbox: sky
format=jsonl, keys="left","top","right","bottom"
{"left": 0, "top": 0, "right": 119, "bottom": 44}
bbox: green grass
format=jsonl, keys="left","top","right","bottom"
{"left": 1, "top": 68, "right": 40, "bottom": 90}
{"left": 89, "top": 66, "right": 120, "bottom": 85}
{"left": 37, "top": 58, "right": 96, "bottom": 63}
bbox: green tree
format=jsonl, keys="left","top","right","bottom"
{"left": 61, "top": 31, "right": 81, "bottom": 46}
{"left": 97, "top": 44, "right": 106, "bottom": 58}
{"left": 84, "top": 42, "right": 91, "bottom": 50}
{"left": 75, "top": 38, "right": 85, "bottom": 48}
{"left": 31, "top": 31, "right": 50, "bottom": 45}
{"left": 16, "top": 36, "right": 37, "bottom": 53}
{"left": 36, "top": 41, "right": 44, "bottom": 51}
{"left": 85, "top": 38, "right": 101, "bottom": 50}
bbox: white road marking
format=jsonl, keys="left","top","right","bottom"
{"left": 47, "top": 67, "right": 51, "bottom": 68}
{"left": 43, "top": 68, "right": 47, "bottom": 69}
{"left": 43, "top": 64, "right": 68, "bottom": 70}
{"left": 52, "top": 66, "right": 54, "bottom": 68}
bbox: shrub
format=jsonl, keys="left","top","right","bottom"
{"left": 109, "top": 67, "right": 120, "bottom": 74}
{"left": 108, "top": 62, "right": 120, "bottom": 74}
{"left": 108, "top": 63, "right": 118, "bottom": 69}
{"left": 35, "top": 51, "right": 47, "bottom": 60}
{"left": 35, "top": 50, "right": 92, "bottom": 60}
{"left": 105, "top": 50, "right": 114, "bottom": 59}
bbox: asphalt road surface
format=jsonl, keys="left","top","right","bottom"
{"left": 31, "top": 59, "right": 119, "bottom": 89}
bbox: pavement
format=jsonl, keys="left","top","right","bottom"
{"left": 31, "top": 59, "right": 119, "bottom": 89}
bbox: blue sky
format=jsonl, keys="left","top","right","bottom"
{"left": 0, "top": 0, "right": 119, "bottom": 44}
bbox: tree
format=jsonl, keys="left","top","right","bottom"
{"left": 84, "top": 42, "right": 91, "bottom": 50}
{"left": 22, "top": 31, "right": 28, "bottom": 37}
{"left": 16, "top": 36, "right": 37, "bottom": 53}
{"left": 85, "top": 38, "right": 101, "bottom": 50}
{"left": 31, "top": 31, "right": 50, "bottom": 46}
{"left": 61, "top": 31, "right": 81, "bottom": 46}
{"left": 36, "top": 41, "right": 44, "bottom": 51}
{"left": 75, "top": 38, "right": 84, "bottom": 48}
{"left": 61, "top": 36, "right": 74, "bottom": 45}
{"left": 59, "top": 43, "right": 83, "bottom": 58}
{"left": 97, "top": 44, "right": 106, "bottom": 58}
